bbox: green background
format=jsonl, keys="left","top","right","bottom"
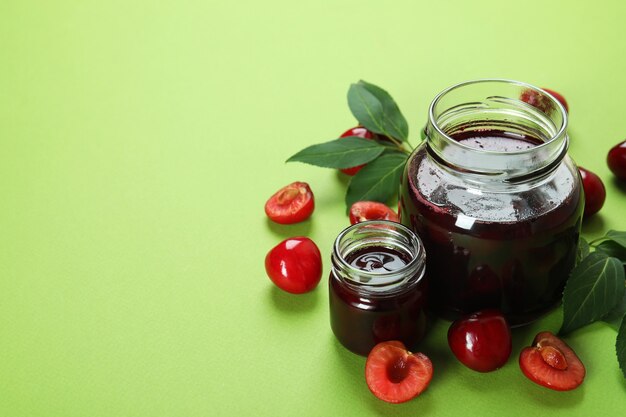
{"left": 2, "top": 0, "right": 626, "bottom": 416}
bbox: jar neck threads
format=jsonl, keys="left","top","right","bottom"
{"left": 425, "top": 79, "right": 569, "bottom": 185}
{"left": 331, "top": 221, "right": 425, "bottom": 295}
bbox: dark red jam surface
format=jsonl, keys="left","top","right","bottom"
{"left": 399, "top": 130, "right": 583, "bottom": 326}
{"left": 348, "top": 247, "right": 409, "bottom": 273}
{"left": 329, "top": 246, "right": 427, "bottom": 356}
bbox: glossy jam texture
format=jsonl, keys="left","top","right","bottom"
{"left": 329, "top": 246, "right": 427, "bottom": 356}
{"left": 348, "top": 247, "right": 408, "bottom": 272}
{"left": 399, "top": 130, "right": 583, "bottom": 326}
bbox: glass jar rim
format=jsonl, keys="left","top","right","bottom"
{"left": 428, "top": 78, "right": 568, "bottom": 156}
{"left": 424, "top": 78, "right": 570, "bottom": 182}
{"left": 332, "top": 220, "right": 426, "bottom": 292}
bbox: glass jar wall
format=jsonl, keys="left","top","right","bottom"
{"left": 399, "top": 79, "right": 583, "bottom": 326}
{"left": 329, "top": 221, "right": 427, "bottom": 355}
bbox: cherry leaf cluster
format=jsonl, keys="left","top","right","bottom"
{"left": 561, "top": 232, "right": 626, "bottom": 377}
{"left": 287, "top": 80, "right": 414, "bottom": 211}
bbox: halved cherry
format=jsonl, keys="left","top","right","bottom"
{"left": 339, "top": 127, "right": 375, "bottom": 176}
{"left": 349, "top": 201, "right": 399, "bottom": 225}
{"left": 265, "top": 237, "right": 322, "bottom": 294}
{"left": 578, "top": 166, "right": 606, "bottom": 218}
{"left": 519, "top": 331, "right": 585, "bottom": 391}
{"left": 265, "top": 181, "right": 314, "bottom": 224}
{"left": 365, "top": 341, "right": 433, "bottom": 404}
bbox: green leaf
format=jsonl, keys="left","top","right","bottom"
{"left": 576, "top": 237, "right": 590, "bottom": 265}
{"left": 617, "top": 316, "right": 626, "bottom": 378}
{"left": 560, "top": 252, "right": 626, "bottom": 335}
{"left": 345, "top": 152, "right": 408, "bottom": 210}
{"left": 286, "top": 137, "right": 385, "bottom": 169}
{"left": 347, "top": 81, "right": 409, "bottom": 142}
{"left": 595, "top": 240, "right": 626, "bottom": 263}
{"left": 607, "top": 230, "right": 626, "bottom": 249}
{"left": 603, "top": 290, "right": 626, "bottom": 331}
{"left": 597, "top": 231, "right": 626, "bottom": 263}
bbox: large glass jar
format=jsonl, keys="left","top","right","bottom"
{"left": 399, "top": 79, "right": 583, "bottom": 326}
{"left": 329, "top": 221, "right": 427, "bottom": 356}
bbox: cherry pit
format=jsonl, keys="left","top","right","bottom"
{"left": 264, "top": 83, "right": 601, "bottom": 404}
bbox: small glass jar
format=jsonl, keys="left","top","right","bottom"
{"left": 399, "top": 79, "right": 584, "bottom": 326}
{"left": 329, "top": 221, "right": 427, "bottom": 356}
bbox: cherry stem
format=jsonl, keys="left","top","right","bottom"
{"left": 383, "top": 135, "right": 413, "bottom": 154}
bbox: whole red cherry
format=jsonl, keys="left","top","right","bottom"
{"left": 607, "top": 140, "right": 626, "bottom": 180}
{"left": 578, "top": 167, "right": 606, "bottom": 218}
{"left": 447, "top": 309, "right": 512, "bottom": 372}
{"left": 265, "top": 237, "right": 322, "bottom": 294}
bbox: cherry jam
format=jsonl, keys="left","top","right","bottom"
{"left": 399, "top": 80, "right": 583, "bottom": 326}
{"left": 329, "top": 221, "right": 427, "bottom": 356}
{"left": 400, "top": 128, "right": 583, "bottom": 325}
{"left": 347, "top": 247, "right": 409, "bottom": 272}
